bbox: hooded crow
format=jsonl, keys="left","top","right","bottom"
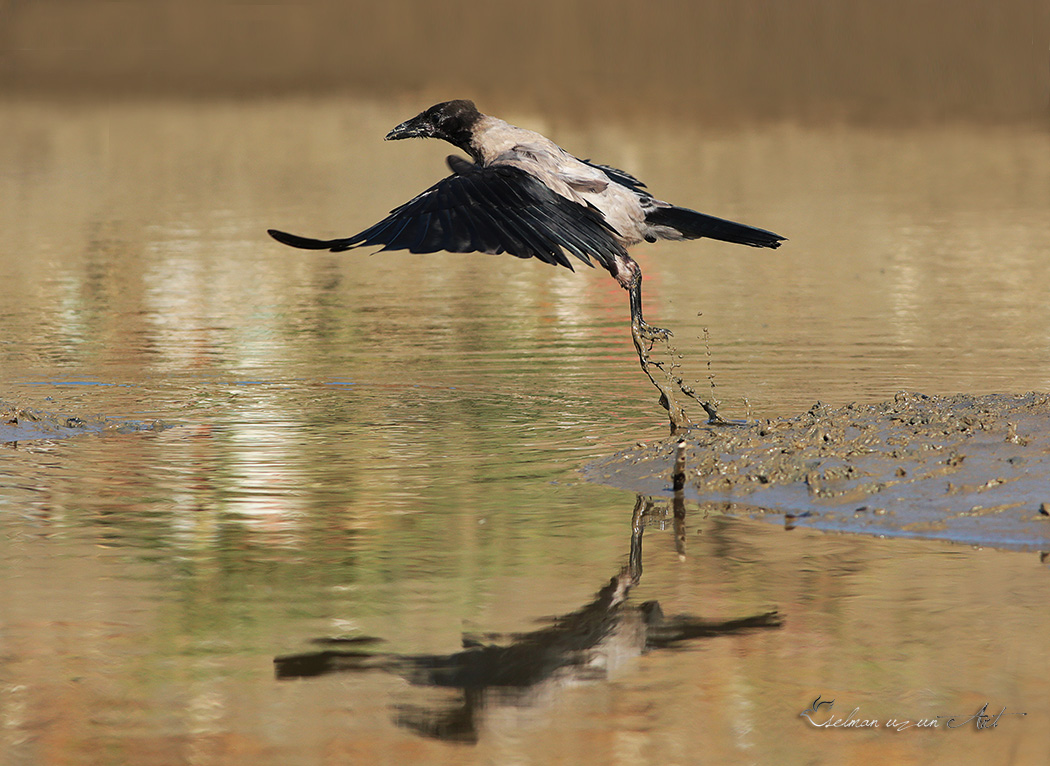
{"left": 268, "top": 99, "right": 785, "bottom": 340}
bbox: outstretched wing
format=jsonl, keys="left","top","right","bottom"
{"left": 268, "top": 163, "right": 626, "bottom": 271}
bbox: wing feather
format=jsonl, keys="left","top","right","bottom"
{"left": 268, "top": 166, "right": 626, "bottom": 271}
{"left": 580, "top": 160, "right": 648, "bottom": 192}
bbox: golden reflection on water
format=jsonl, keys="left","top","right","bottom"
{"left": 2, "top": 99, "right": 1048, "bottom": 415}
{"left": 1, "top": 97, "right": 1049, "bottom": 764}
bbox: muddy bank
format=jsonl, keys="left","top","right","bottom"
{"left": 1, "top": 401, "right": 163, "bottom": 444}
{"left": 585, "top": 392, "right": 1050, "bottom": 550}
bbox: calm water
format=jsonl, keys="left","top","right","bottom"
{"left": 2, "top": 97, "right": 1049, "bottom": 765}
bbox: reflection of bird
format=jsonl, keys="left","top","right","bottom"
{"left": 268, "top": 100, "right": 785, "bottom": 339}
{"left": 274, "top": 492, "right": 782, "bottom": 744}
{"left": 274, "top": 567, "right": 781, "bottom": 744}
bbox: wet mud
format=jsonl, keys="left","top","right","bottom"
{"left": 0, "top": 400, "right": 163, "bottom": 444}
{"left": 585, "top": 392, "right": 1050, "bottom": 550}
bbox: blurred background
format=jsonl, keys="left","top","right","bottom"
{"left": 3, "top": 0, "right": 1048, "bottom": 125}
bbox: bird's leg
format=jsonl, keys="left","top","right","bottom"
{"left": 612, "top": 255, "right": 690, "bottom": 434}
{"left": 626, "top": 266, "right": 673, "bottom": 341}
{"left": 613, "top": 254, "right": 727, "bottom": 431}
{"left": 630, "top": 318, "right": 691, "bottom": 434}
{"left": 612, "top": 254, "right": 672, "bottom": 340}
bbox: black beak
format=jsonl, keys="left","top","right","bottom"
{"left": 385, "top": 116, "right": 431, "bottom": 141}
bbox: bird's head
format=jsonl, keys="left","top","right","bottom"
{"left": 385, "top": 100, "right": 482, "bottom": 151}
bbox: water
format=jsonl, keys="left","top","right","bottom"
{"left": 2, "top": 97, "right": 1049, "bottom": 764}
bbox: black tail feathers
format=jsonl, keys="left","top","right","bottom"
{"left": 267, "top": 229, "right": 358, "bottom": 252}
{"left": 645, "top": 206, "right": 785, "bottom": 249}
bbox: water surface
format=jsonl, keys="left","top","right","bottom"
{"left": 2, "top": 97, "right": 1049, "bottom": 764}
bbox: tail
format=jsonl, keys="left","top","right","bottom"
{"left": 645, "top": 206, "right": 785, "bottom": 249}
{"left": 267, "top": 229, "right": 359, "bottom": 252}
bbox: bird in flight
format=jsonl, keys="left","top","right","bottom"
{"left": 268, "top": 99, "right": 784, "bottom": 341}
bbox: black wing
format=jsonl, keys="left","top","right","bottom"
{"left": 268, "top": 164, "right": 626, "bottom": 272}
{"left": 580, "top": 160, "right": 648, "bottom": 193}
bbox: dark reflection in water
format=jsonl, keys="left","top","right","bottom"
{"left": 275, "top": 494, "right": 781, "bottom": 744}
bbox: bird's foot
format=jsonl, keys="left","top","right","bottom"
{"left": 635, "top": 320, "right": 673, "bottom": 342}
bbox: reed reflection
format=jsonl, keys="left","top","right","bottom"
{"left": 274, "top": 490, "right": 781, "bottom": 744}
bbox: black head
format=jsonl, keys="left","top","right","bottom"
{"left": 385, "top": 100, "right": 482, "bottom": 151}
